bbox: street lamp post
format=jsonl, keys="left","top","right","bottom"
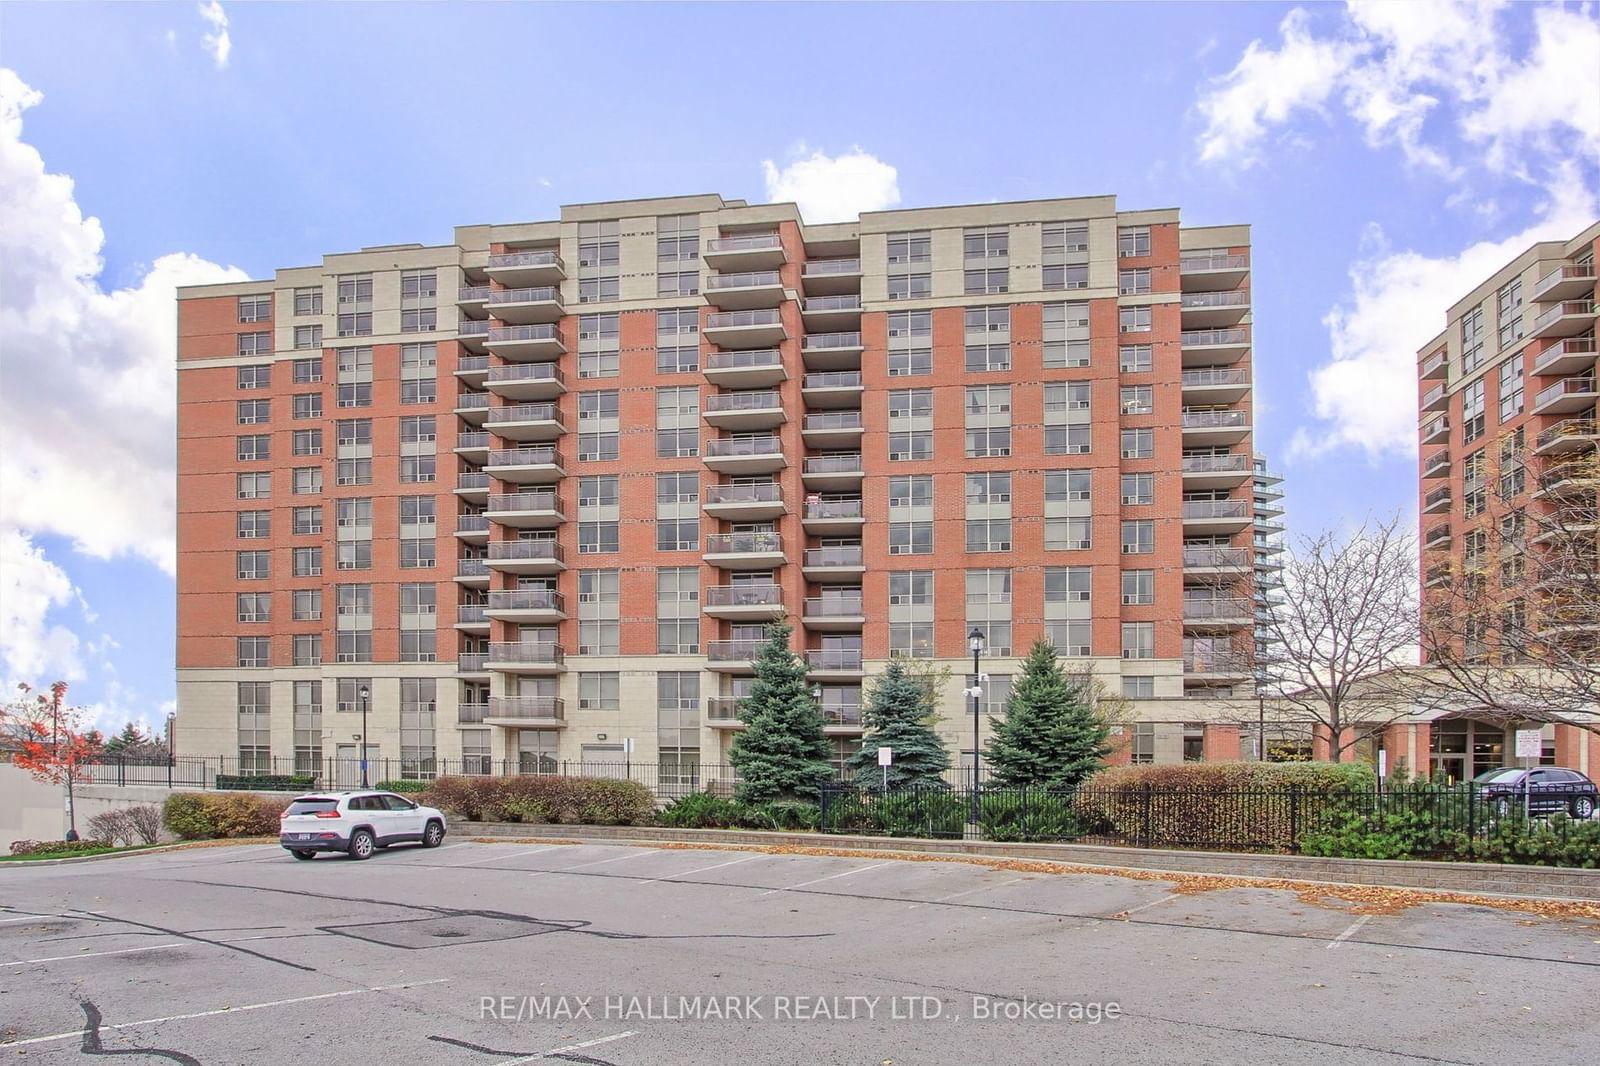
{"left": 359, "top": 685, "right": 371, "bottom": 788}
{"left": 968, "top": 628, "right": 985, "bottom": 818}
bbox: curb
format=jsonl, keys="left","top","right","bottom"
{"left": 460, "top": 823, "right": 1600, "bottom": 901}
{"left": 0, "top": 840, "right": 271, "bottom": 869}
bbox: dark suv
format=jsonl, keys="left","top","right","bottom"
{"left": 1473, "top": 767, "right": 1598, "bottom": 819}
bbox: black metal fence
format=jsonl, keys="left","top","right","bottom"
{"left": 818, "top": 782, "right": 1599, "bottom": 853}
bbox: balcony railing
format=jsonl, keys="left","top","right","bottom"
{"left": 803, "top": 331, "right": 863, "bottom": 350}
{"left": 488, "top": 446, "right": 563, "bottom": 467}
{"left": 488, "top": 251, "right": 562, "bottom": 270}
{"left": 1181, "top": 453, "right": 1250, "bottom": 474}
{"left": 1535, "top": 377, "right": 1596, "bottom": 407}
{"left": 803, "top": 371, "right": 862, "bottom": 389}
{"left": 458, "top": 652, "right": 488, "bottom": 673}
{"left": 456, "top": 514, "right": 489, "bottom": 534}
{"left": 1534, "top": 264, "right": 1597, "bottom": 300}
{"left": 487, "top": 324, "right": 561, "bottom": 346}
{"left": 803, "top": 296, "right": 862, "bottom": 313}
{"left": 704, "top": 348, "right": 782, "bottom": 371}
{"left": 489, "top": 286, "right": 560, "bottom": 306}
{"left": 456, "top": 472, "right": 489, "bottom": 490}
{"left": 458, "top": 355, "right": 489, "bottom": 372}
{"left": 459, "top": 320, "right": 490, "bottom": 338}
{"left": 458, "top": 702, "right": 488, "bottom": 724}
{"left": 704, "top": 482, "right": 782, "bottom": 505}
{"left": 1182, "top": 368, "right": 1249, "bottom": 388}
{"left": 1182, "top": 499, "right": 1249, "bottom": 519}
{"left": 459, "top": 285, "right": 490, "bottom": 302}
{"left": 704, "top": 435, "right": 782, "bottom": 458}
{"left": 806, "top": 498, "right": 864, "bottom": 521}
{"left": 1183, "top": 547, "right": 1250, "bottom": 569}
{"left": 704, "top": 585, "right": 783, "bottom": 608}
{"left": 456, "top": 605, "right": 488, "bottom": 626}
{"left": 486, "top": 402, "right": 560, "bottom": 424}
{"left": 803, "top": 411, "right": 863, "bottom": 431}
{"left": 706, "top": 639, "right": 764, "bottom": 662}
{"left": 486, "top": 642, "right": 565, "bottom": 665}
{"left": 1421, "top": 450, "right": 1450, "bottom": 478}
{"left": 705, "top": 532, "right": 783, "bottom": 555}
{"left": 1537, "top": 418, "right": 1598, "bottom": 449}
{"left": 1181, "top": 409, "right": 1249, "bottom": 428}
{"left": 1424, "top": 486, "right": 1452, "bottom": 509}
{"left": 1181, "top": 328, "right": 1249, "bottom": 347}
{"left": 1421, "top": 414, "right": 1449, "bottom": 440}
{"left": 706, "top": 234, "right": 781, "bottom": 254}
{"left": 1181, "top": 290, "right": 1250, "bottom": 309}
{"left": 804, "top": 259, "right": 861, "bottom": 277}
{"left": 486, "top": 696, "right": 566, "bottom": 720}
{"left": 704, "top": 390, "right": 782, "bottom": 413}
{"left": 455, "top": 392, "right": 490, "bottom": 410}
{"left": 807, "top": 649, "right": 863, "bottom": 671}
{"left": 1180, "top": 253, "right": 1248, "bottom": 272}
{"left": 1535, "top": 300, "right": 1596, "bottom": 331}
{"left": 705, "top": 270, "right": 781, "bottom": 290}
{"left": 821, "top": 706, "right": 863, "bottom": 727}
{"left": 1421, "top": 383, "right": 1445, "bottom": 408}
{"left": 1183, "top": 599, "right": 1252, "bottom": 619}
{"left": 488, "top": 491, "right": 560, "bottom": 513}
{"left": 1420, "top": 351, "right": 1447, "bottom": 378}
{"left": 706, "top": 309, "right": 782, "bottom": 330}
{"left": 706, "top": 697, "right": 743, "bottom": 721}
{"left": 487, "top": 363, "right": 563, "bottom": 386}
{"left": 805, "top": 546, "right": 863, "bottom": 568}
{"left": 487, "top": 589, "right": 564, "bottom": 613}
{"left": 804, "top": 453, "right": 863, "bottom": 474}
{"left": 455, "top": 557, "right": 488, "bottom": 577}
{"left": 487, "top": 540, "right": 564, "bottom": 564}
{"left": 805, "top": 596, "right": 863, "bottom": 617}
{"left": 1533, "top": 335, "right": 1598, "bottom": 373}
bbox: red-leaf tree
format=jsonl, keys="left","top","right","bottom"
{"left": 3, "top": 682, "right": 99, "bottom": 839}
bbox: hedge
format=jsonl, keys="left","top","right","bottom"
{"left": 419, "top": 775, "right": 654, "bottom": 826}
{"left": 9, "top": 838, "right": 114, "bottom": 857}
{"left": 163, "top": 793, "right": 289, "bottom": 839}
{"left": 215, "top": 773, "right": 316, "bottom": 793}
{"left": 375, "top": 779, "right": 430, "bottom": 794}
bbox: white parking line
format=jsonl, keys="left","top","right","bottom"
{"left": 635, "top": 853, "right": 763, "bottom": 886}
{"left": 761, "top": 861, "right": 893, "bottom": 895}
{"left": 490, "top": 1030, "right": 637, "bottom": 1066}
{"left": 447, "top": 845, "right": 563, "bottom": 868}
{"left": 907, "top": 876, "right": 1028, "bottom": 910}
{"left": 1117, "top": 894, "right": 1179, "bottom": 918}
{"left": 0, "top": 978, "right": 451, "bottom": 1049}
{"left": 1327, "top": 914, "right": 1373, "bottom": 949}
{"left": 4, "top": 943, "right": 184, "bottom": 966}
{"left": 525, "top": 850, "right": 655, "bottom": 879}
{"left": 0, "top": 914, "right": 55, "bottom": 924}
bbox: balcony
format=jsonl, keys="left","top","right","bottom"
{"left": 486, "top": 362, "right": 565, "bottom": 402}
{"left": 485, "top": 250, "right": 565, "bottom": 287}
{"left": 1421, "top": 382, "right": 1447, "bottom": 413}
{"left": 802, "top": 545, "right": 864, "bottom": 581}
{"left": 821, "top": 706, "right": 864, "bottom": 731}
{"left": 1420, "top": 415, "right": 1450, "bottom": 446}
{"left": 486, "top": 446, "right": 564, "bottom": 485}
{"left": 487, "top": 286, "right": 563, "bottom": 325}
{"left": 1183, "top": 546, "right": 1251, "bottom": 573}
{"left": 486, "top": 323, "right": 565, "bottom": 361}
{"left": 1180, "top": 328, "right": 1250, "bottom": 365}
{"left": 801, "top": 370, "right": 863, "bottom": 408}
{"left": 704, "top": 309, "right": 787, "bottom": 350}
{"left": 703, "top": 434, "right": 786, "bottom": 475}
{"left": 1182, "top": 498, "right": 1252, "bottom": 533}
{"left": 706, "top": 697, "right": 745, "bottom": 728}
{"left": 455, "top": 512, "right": 490, "bottom": 543}
{"left": 454, "top": 391, "right": 490, "bottom": 425}
{"left": 1532, "top": 462, "right": 1600, "bottom": 500}
{"left": 802, "top": 452, "right": 864, "bottom": 491}
{"left": 484, "top": 641, "right": 566, "bottom": 674}
{"left": 703, "top": 481, "right": 786, "bottom": 521}
{"left": 703, "top": 389, "right": 786, "bottom": 431}
{"left": 484, "top": 696, "right": 567, "bottom": 729}
{"left": 801, "top": 258, "right": 862, "bottom": 296}
{"left": 457, "top": 318, "right": 490, "bottom": 353}
{"left": 803, "top": 498, "right": 865, "bottom": 534}
{"left": 703, "top": 346, "right": 787, "bottom": 388}
{"left": 803, "top": 595, "right": 865, "bottom": 632}
{"left": 1420, "top": 449, "right": 1450, "bottom": 480}
{"left": 457, "top": 285, "right": 490, "bottom": 318}
{"left": 1531, "top": 300, "right": 1596, "bottom": 339}
{"left": 1534, "top": 417, "right": 1599, "bottom": 455}
{"left": 806, "top": 648, "right": 864, "bottom": 679}
{"left": 1422, "top": 486, "right": 1452, "bottom": 514}
{"left": 703, "top": 531, "right": 785, "bottom": 569}
{"left": 455, "top": 353, "right": 489, "bottom": 386}
{"left": 802, "top": 410, "right": 864, "bottom": 448}
{"left": 1181, "top": 367, "right": 1250, "bottom": 403}
{"left": 1424, "top": 522, "right": 1451, "bottom": 549}
{"left": 456, "top": 652, "right": 489, "bottom": 677}
{"left": 1180, "top": 289, "right": 1250, "bottom": 328}
{"left": 801, "top": 331, "right": 865, "bottom": 370}
{"left": 1532, "top": 336, "right": 1597, "bottom": 376}
{"left": 703, "top": 270, "right": 785, "bottom": 310}
{"left": 458, "top": 702, "right": 488, "bottom": 725}
{"left": 1182, "top": 653, "right": 1253, "bottom": 681}
{"left": 486, "top": 538, "right": 566, "bottom": 574}
{"left": 454, "top": 470, "right": 489, "bottom": 503}
{"left": 486, "top": 490, "right": 564, "bottom": 529}
{"left": 1179, "top": 252, "right": 1249, "bottom": 292}
{"left": 454, "top": 604, "right": 490, "bottom": 632}
{"left": 1533, "top": 264, "right": 1597, "bottom": 303}
{"left": 801, "top": 295, "right": 862, "bottom": 331}
{"left": 1180, "top": 452, "right": 1252, "bottom": 489}
{"left": 454, "top": 556, "right": 490, "bottom": 588}
{"left": 1180, "top": 407, "right": 1251, "bottom": 444}
{"left": 1424, "top": 565, "right": 1453, "bottom": 590}
{"left": 702, "top": 232, "right": 785, "bottom": 270}
{"left": 485, "top": 402, "right": 565, "bottom": 442}
{"left": 706, "top": 639, "right": 765, "bottom": 671}
{"left": 703, "top": 583, "right": 785, "bottom": 620}
{"left": 485, "top": 589, "right": 566, "bottom": 623}
{"left": 1533, "top": 376, "right": 1598, "bottom": 416}
{"left": 1182, "top": 598, "right": 1253, "bottom": 628}
{"left": 1420, "top": 350, "right": 1448, "bottom": 380}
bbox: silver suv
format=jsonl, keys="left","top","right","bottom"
{"left": 279, "top": 790, "right": 447, "bottom": 860}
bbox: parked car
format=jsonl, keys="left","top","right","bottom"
{"left": 1472, "top": 767, "right": 1598, "bottom": 819}
{"left": 279, "top": 791, "right": 447, "bottom": 860}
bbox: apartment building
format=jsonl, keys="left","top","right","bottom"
{"left": 1411, "top": 220, "right": 1600, "bottom": 780}
{"left": 175, "top": 192, "right": 1269, "bottom": 782}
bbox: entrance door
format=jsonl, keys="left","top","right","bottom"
{"left": 334, "top": 744, "right": 381, "bottom": 788}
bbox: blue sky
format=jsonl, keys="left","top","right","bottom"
{"left": 1, "top": 1, "right": 1596, "bottom": 731}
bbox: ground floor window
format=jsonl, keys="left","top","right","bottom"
{"left": 518, "top": 730, "right": 558, "bottom": 774}
{"left": 1430, "top": 719, "right": 1505, "bottom": 782}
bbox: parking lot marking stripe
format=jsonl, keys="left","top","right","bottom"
{"left": 762, "top": 861, "right": 893, "bottom": 895}
{"left": 490, "top": 1030, "right": 638, "bottom": 1066}
{"left": 4, "top": 943, "right": 184, "bottom": 966}
{"left": 0, "top": 978, "right": 453, "bottom": 1050}
{"left": 1327, "top": 914, "right": 1373, "bottom": 950}
{"left": 0, "top": 915, "right": 52, "bottom": 923}
{"left": 528, "top": 850, "right": 655, "bottom": 878}
{"left": 908, "top": 876, "right": 1028, "bottom": 909}
{"left": 449, "top": 845, "right": 563, "bottom": 868}
{"left": 636, "top": 854, "right": 763, "bottom": 886}
{"left": 1117, "top": 894, "right": 1179, "bottom": 918}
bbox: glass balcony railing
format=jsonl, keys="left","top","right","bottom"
{"left": 704, "top": 390, "right": 782, "bottom": 413}
{"left": 805, "top": 596, "right": 863, "bottom": 617}
{"left": 804, "top": 453, "right": 863, "bottom": 474}
{"left": 1181, "top": 453, "right": 1250, "bottom": 474}
{"left": 804, "top": 259, "right": 861, "bottom": 277}
{"left": 803, "top": 411, "right": 863, "bottom": 432}
{"left": 704, "top": 348, "right": 782, "bottom": 371}
{"left": 456, "top": 472, "right": 489, "bottom": 490}
{"left": 803, "top": 331, "right": 863, "bottom": 349}
{"left": 458, "top": 286, "right": 490, "bottom": 302}
{"left": 487, "top": 363, "right": 563, "bottom": 386}
{"left": 486, "top": 402, "right": 560, "bottom": 424}
{"left": 1182, "top": 368, "right": 1249, "bottom": 387}
{"left": 487, "top": 590, "right": 564, "bottom": 613}
{"left": 456, "top": 514, "right": 490, "bottom": 534}
{"left": 488, "top": 250, "right": 562, "bottom": 270}
{"left": 485, "top": 642, "right": 565, "bottom": 665}
{"left": 459, "top": 320, "right": 491, "bottom": 337}
{"left": 706, "top": 233, "right": 782, "bottom": 254}
{"left": 805, "top": 499, "right": 864, "bottom": 521}
{"left": 706, "top": 309, "right": 782, "bottom": 330}
{"left": 458, "top": 702, "right": 488, "bottom": 723}
{"left": 458, "top": 653, "right": 488, "bottom": 673}
{"left": 489, "top": 286, "right": 561, "bottom": 305}
{"left": 704, "top": 585, "right": 784, "bottom": 608}
{"left": 455, "top": 392, "right": 490, "bottom": 410}
{"left": 456, "top": 605, "right": 488, "bottom": 625}
{"left": 1535, "top": 377, "right": 1597, "bottom": 407}
{"left": 1180, "top": 253, "right": 1248, "bottom": 272}
{"left": 486, "top": 696, "right": 566, "bottom": 719}
{"left": 707, "top": 639, "right": 764, "bottom": 662}
{"left": 488, "top": 446, "right": 563, "bottom": 467}
{"left": 807, "top": 649, "right": 863, "bottom": 671}
{"left": 487, "top": 540, "right": 564, "bottom": 564}
{"left": 456, "top": 431, "right": 489, "bottom": 449}
{"left": 1183, "top": 547, "right": 1250, "bottom": 569}
{"left": 705, "top": 271, "right": 781, "bottom": 290}
{"left": 487, "top": 491, "right": 560, "bottom": 513}
{"left": 704, "top": 482, "right": 782, "bottom": 505}
{"left": 1537, "top": 418, "right": 1598, "bottom": 449}
{"left": 1181, "top": 290, "right": 1250, "bottom": 309}
{"left": 1183, "top": 599, "right": 1251, "bottom": 620}
{"left": 1181, "top": 409, "right": 1248, "bottom": 428}
{"left": 1181, "top": 328, "right": 1249, "bottom": 347}
{"left": 803, "top": 296, "right": 862, "bottom": 313}
{"left": 455, "top": 557, "right": 489, "bottom": 577}
{"left": 1182, "top": 500, "right": 1249, "bottom": 520}
{"left": 804, "top": 546, "right": 863, "bottom": 568}
{"left": 704, "top": 435, "right": 782, "bottom": 458}
{"left": 704, "top": 532, "right": 783, "bottom": 555}
{"left": 803, "top": 371, "right": 862, "bottom": 389}
{"left": 487, "top": 324, "right": 561, "bottom": 344}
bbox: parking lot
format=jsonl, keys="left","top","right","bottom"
{"left": 2, "top": 839, "right": 1597, "bottom": 1064}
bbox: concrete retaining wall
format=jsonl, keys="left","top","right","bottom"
{"left": 462, "top": 822, "right": 1600, "bottom": 901}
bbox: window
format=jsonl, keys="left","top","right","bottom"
{"left": 336, "top": 459, "right": 372, "bottom": 486}
{"left": 1118, "top": 268, "right": 1152, "bottom": 295}
{"left": 658, "top": 270, "right": 699, "bottom": 297}
{"left": 237, "top": 638, "right": 271, "bottom": 668}
{"left": 579, "top": 277, "right": 619, "bottom": 303}
{"left": 656, "top": 308, "right": 700, "bottom": 374}
{"left": 1118, "top": 226, "right": 1151, "bottom": 257}
{"left": 293, "top": 589, "right": 321, "bottom": 621}
{"left": 888, "top": 570, "right": 933, "bottom": 657}
{"left": 293, "top": 634, "right": 322, "bottom": 667}
{"left": 1462, "top": 379, "right": 1486, "bottom": 443}
{"left": 292, "top": 357, "right": 322, "bottom": 383}
{"left": 1043, "top": 382, "right": 1090, "bottom": 455}
{"left": 657, "top": 214, "right": 699, "bottom": 263}
{"left": 579, "top": 522, "right": 619, "bottom": 553}
{"left": 1496, "top": 279, "right": 1523, "bottom": 349}
{"left": 400, "top": 270, "right": 437, "bottom": 301}
{"left": 889, "top": 347, "right": 932, "bottom": 376}
{"left": 236, "top": 549, "right": 269, "bottom": 579}
{"left": 1121, "top": 473, "right": 1154, "bottom": 506}
{"left": 1121, "top": 520, "right": 1154, "bottom": 554}
{"left": 1122, "top": 676, "right": 1155, "bottom": 700}
{"left": 237, "top": 332, "right": 271, "bottom": 357}
{"left": 237, "top": 364, "right": 270, "bottom": 390}
{"left": 1130, "top": 723, "right": 1155, "bottom": 764}
{"left": 1121, "top": 622, "right": 1155, "bottom": 659}
{"left": 886, "top": 231, "right": 931, "bottom": 265}
{"left": 237, "top": 400, "right": 270, "bottom": 425}
{"left": 336, "top": 631, "right": 372, "bottom": 663}
{"left": 400, "top": 378, "right": 436, "bottom": 405}
{"left": 292, "top": 547, "right": 322, "bottom": 577}
{"left": 963, "top": 268, "right": 1008, "bottom": 295}
{"left": 289, "top": 394, "right": 319, "bottom": 421}
{"left": 888, "top": 431, "right": 933, "bottom": 461}
{"left": 1461, "top": 307, "right": 1486, "bottom": 373}
{"left": 337, "top": 540, "right": 372, "bottom": 571}
{"left": 1042, "top": 264, "right": 1088, "bottom": 290}
{"left": 578, "top": 312, "right": 621, "bottom": 378}
{"left": 963, "top": 227, "right": 1008, "bottom": 259}
{"left": 1043, "top": 567, "right": 1091, "bottom": 656}
{"left": 1119, "top": 306, "right": 1152, "bottom": 333}
{"left": 238, "top": 294, "right": 272, "bottom": 323}
{"left": 293, "top": 325, "right": 322, "bottom": 350}
{"left": 292, "top": 467, "right": 322, "bottom": 495}
{"left": 292, "top": 506, "right": 321, "bottom": 535}
{"left": 337, "top": 311, "right": 372, "bottom": 337}
{"left": 1122, "top": 569, "right": 1154, "bottom": 605}
{"left": 399, "top": 628, "right": 436, "bottom": 663}
{"left": 1498, "top": 355, "right": 1524, "bottom": 422}
{"left": 887, "top": 310, "right": 933, "bottom": 376}
{"left": 1045, "top": 470, "right": 1092, "bottom": 551}
{"left": 889, "top": 522, "right": 933, "bottom": 554}
{"left": 1120, "top": 345, "right": 1153, "bottom": 373}
{"left": 1120, "top": 385, "right": 1154, "bottom": 415}
{"left": 237, "top": 592, "right": 270, "bottom": 623}
{"left": 1042, "top": 302, "right": 1090, "bottom": 369}
{"left": 400, "top": 456, "right": 436, "bottom": 483}
{"left": 964, "top": 384, "right": 1011, "bottom": 459}
{"left": 887, "top": 271, "right": 932, "bottom": 301}
{"left": 236, "top": 472, "right": 270, "bottom": 499}
{"left": 657, "top": 568, "right": 700, "bottom": 654}
{"left": 236, "top": 434, "right": 270, "bottom": 462}
{"left": 578, "top": 570, "right": 620, "bottom": 654}
{"left": 399, "top": 538, "right": 436, "bottom": 569}
{"left": 236, "top": 510, "right": 271, "bottom": 539}
{"left": 1120, "top": 427, "right": 1154, "bottom": 459}
{"left": 293, "top": 287, "right": 322, "bottom": 316}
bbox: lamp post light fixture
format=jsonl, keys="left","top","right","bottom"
{"left": 359, "top": 685, "right": 371, "bottom": 788}
{"left": 968, "top": 627, "right": 985, "bottom": 819}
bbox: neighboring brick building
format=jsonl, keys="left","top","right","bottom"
{"left": 175, "top": 193, "right": 1269, "bottom": 783}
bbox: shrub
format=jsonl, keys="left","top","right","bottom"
{"left": 163, "top": 793, "right": 214, "bottom": 840}
{"left": 214, "top": 773, "right": 315, "bottom": 793}
{"left": 418, "top": 775, "right": 654, "bottom": 826}
{"left": 88, "top": 809, "right": 136, "bottom": 846}
{"left": 737, "top": 799, "right": 821, "bottom": 832}
{"left": 161, "top": 792, "right": 287, "bottom": 840}
{"left": 126, "top": 804, "right": 164, "bottom": 845}
{"left": 375, "top": 779, "right": 430, "bottom": 793}
{"left": 875, "top": 790, "right": 965, "bottom": 838}
{"left": 979, "top": 791, "right": 1077, "bottom": 842}
{"left": 657, "top": 791, "right": 742, "bottom": 829}
{"left": 9, "top": 839, "right": 114, "bottom": 857}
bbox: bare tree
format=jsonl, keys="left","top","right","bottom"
{"left": 1420, "top": 430, "right": 1600, "bottom": 740}
{"left": 1255, "top": 515, "right": 1422, "bottom": 762}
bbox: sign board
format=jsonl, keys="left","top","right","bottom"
{"left": 877, "top": 747, "right": 893, "bottom": 767}
{"left": 1514, "top": 730, "right": 1542, "bottom": 759}
{"left": 1377, "top": 750, "right": 1388, "bottom": 778}
{"left": 623, "top": 738, "right": 635, "bottom": 755}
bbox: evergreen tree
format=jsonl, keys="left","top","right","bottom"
{"left": 985, "top": 640, "right": 1112, "bottom": 790}
{"left": 846, "top": 659, "right": 952, "bottom": 790}
{"left": 104, "top": 722, "right": 145, "bottom": 755}
{"left": 728, "top": 622, "right": 833, "bottom": 804}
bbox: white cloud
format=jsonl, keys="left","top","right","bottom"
{"left": 197, "top": 1, "right": 231, "bottom": 69}
{"left": 1291, "top": 163, "right": 1598, "bottom": 460}
{"left": 0, "top": 528, "right": 84, "bottom": 685}
{"left": 760, "top": 145, "right": 901, "bottom": 223}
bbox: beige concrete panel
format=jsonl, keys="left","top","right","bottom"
{"left": 862, "top": 196, "right": 1119, "bottom": 234}
{"left": 1179, "top": 224, "right": 1250, "bottom": 249}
